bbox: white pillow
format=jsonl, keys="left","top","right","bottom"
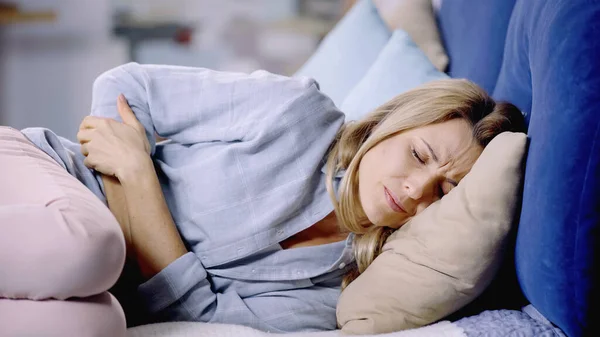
{"left": 341, "top": 29, "right": 448, "bottom": 122}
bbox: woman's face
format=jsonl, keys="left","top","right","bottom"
{"left": 358, "top": 118, "right": 482, "bottom": 228}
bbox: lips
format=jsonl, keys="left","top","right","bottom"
{"left": 384, "top": 186, "right": 406, "bottom": 214}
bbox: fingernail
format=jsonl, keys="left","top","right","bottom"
{"left": 118, "top": 94, "right": 125, "bottom": 103}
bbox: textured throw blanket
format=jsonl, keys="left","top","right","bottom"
{"left": 127, "top": 306, "right": 565, "bottom": 337}
{"left": 127, "top": 320, "right": 463, "bottom": 337}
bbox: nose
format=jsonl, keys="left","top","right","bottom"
{"left": 404, "top": 172, "right": 439, "bottom": 210}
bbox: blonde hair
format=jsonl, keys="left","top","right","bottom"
{"left": 325, "top": 79, "right": 526, "bottom": 289}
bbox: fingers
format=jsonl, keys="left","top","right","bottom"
{"left": 80, "top": 142, "right": 89, "bottom": 156}
{"left": 80, "top": 116, "right": 111, "bottom": 130}
{"left": 79, "top": 94, "right": 142, "bottom": 133}
{"left": 117, "top": 94, "right": 142, "bottom": 130}
{"left": 83, "top": 156, "right": 92, "bottom": 169}
{"left": 77, "top": 128, "right": 93, "bottom": 144}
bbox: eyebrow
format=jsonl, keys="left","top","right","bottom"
{"left": 420, "top": 137, "right": 458, "bottom": 187}
{"left": 420, "top": 137, "right": 439, "bottom": 163}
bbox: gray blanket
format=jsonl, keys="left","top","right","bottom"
{"left": 455, "top": 305, "right": 566, "bottom": 337}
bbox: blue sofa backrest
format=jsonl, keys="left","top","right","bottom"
{"left": 439, "top": 1, "right": 600, "bottom": 336}
{"left": 437, "top": 0, "right": 516, "bottom": 94}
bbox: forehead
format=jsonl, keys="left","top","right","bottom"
{"left": 406, "top": 119, "right": 482, "bottom": 174}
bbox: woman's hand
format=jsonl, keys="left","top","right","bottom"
{"left": 77, "top": 94, "right": 151, "bottom": 180}
{"left": 80, "top": 94, "right": 188, "bottom": 276}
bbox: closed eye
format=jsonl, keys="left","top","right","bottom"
{"left": 412, "top": 148, "right": 425, "bottom": 164}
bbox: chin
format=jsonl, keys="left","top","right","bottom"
{"left": 365, "top": 208, "right": 401, "bottom": 228}
{"left": 378, "top": 212, "right": 408, "bottom": 229}
{"left": 378, "top": 219, "right": 402, "bottom": 229}
{"left": 363, "top": 209, "right": 383, "bottom": 227}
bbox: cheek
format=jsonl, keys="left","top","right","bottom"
{"left": 380, "top": 147, "right": 412, "bottom": 182}
{"left": 358, "top": 152, "right": 380, "bottom": 209}
{"left": 358, "top": 144, "right": 406, "bottom": 200}
{"left": 357, "top": 157, "right": 373, "bottom": 201}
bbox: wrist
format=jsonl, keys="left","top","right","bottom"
{"left": 116, "top": 153, "right": 154, "bottom": 184}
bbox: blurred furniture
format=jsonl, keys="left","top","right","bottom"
{"left": 341, "top": 0, "right": 357, "bottom": 14}
{"left": 269, "top": 0, "right": 348, "bottom": 44}
{"left": 112, "top": 12, "right": 193, "bottom": 62}
{"left": 298, "top": 0, "right": 344, "bottom": 20}
{"left": 0, "top": 2, "right": 55, "bottom": 25}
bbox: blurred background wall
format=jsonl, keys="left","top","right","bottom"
{"left": 0, "top": 0, "right": 354, "bottom": 140}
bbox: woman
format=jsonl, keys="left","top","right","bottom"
{"left": 61, "top": 62, "right": 525, "bottom": 332}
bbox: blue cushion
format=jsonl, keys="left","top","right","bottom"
{"left": 437, "top": 0, "right": 516, "bottom": 93}
{"left": 294, "top": 0, "right": 390, "bottom": 106}
{"left": 340, "top": 29, "right": 448, "bottom": 121}
{"left": 493, "top": 1, "right": 600, "bottom": 336}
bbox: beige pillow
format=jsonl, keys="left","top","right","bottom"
{"left": 373, "top": 0, "right": 449, "bottom": 72}
{"left": 336, "top": 132, "right": 528, "bottom": 335}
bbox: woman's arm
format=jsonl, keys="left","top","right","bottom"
{"left": 82, "top": 64, "right": 344, "bottom": 329}
{"left": 101, "top": 175, "right": 133, "bottom": 256}
{"left": 116, "top": 156, "right": 187, "bottom": 279}
{"left": 90, "top": 62, "right": 323, "bottom": 156}
{"left": 101, "top": 171, "right": 186, "bottom": 279}
{"left": 79, "top": 97, "right": 339, "bottom": 331}
{"left": 80, "top": 96, "right": 187, "bottom": 279}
